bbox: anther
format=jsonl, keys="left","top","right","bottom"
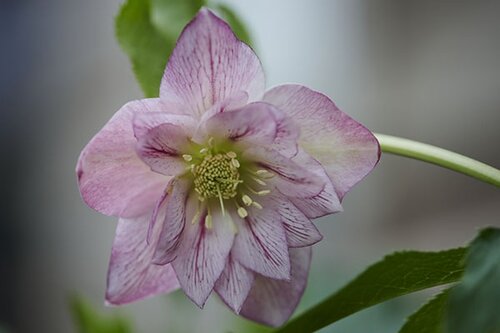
{"left": 231, "top": 159, "right": 240, "bottom": 168}
{"left": 205, "top": 213, "right": 213, "bottom": 229}
{"left": 237, "top": 207, "right": 248, "bottom": 218}
{"left": 200, "top": 148, "right": 209, "bottom": 154}
{"left": 226, "top": 151, "right": 237, "bottom": 159}
{"left": 251, "top": 177, "right": 267, "bottom": 186}
{"left": 252, "top": 201, "right": 263, "bottom": 209}
{"left": 182, "top": 154, "right": 193, "bottom": 162}
{"left": 242, "top": 194, "right": 253, "bottom": 206}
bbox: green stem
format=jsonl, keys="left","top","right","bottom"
{"left": 375, "top": 133, "right": 500, "bottom": 187}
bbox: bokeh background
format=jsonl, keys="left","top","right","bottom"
{"left": 1, "top": 0, "right": 499, "bottom": 332}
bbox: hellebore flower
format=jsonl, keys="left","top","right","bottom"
{"left": 76, "top": 9, "right": 380, "bottom": 327}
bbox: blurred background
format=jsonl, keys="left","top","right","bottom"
{"left": 1, "top": 0, "right": 499, "bottom": 332}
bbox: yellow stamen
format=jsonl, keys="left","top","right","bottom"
{"left": 205, "top": 213, "right": 213, "bottom": 229}
{"left": 252, "top": 201, "right": 263, "bottom": 209}
{"left": 242, "top": 194, "right": 253, "bottom": 206}
{"left": 208, "top": 137, "right": 215, "bottom": 147}
{"left": 217, "top": 185, "right": 226, "bottom": 216}
{"left": 226, "top": 151, "right": 237, "bottom": 159}
{"left": 237, "top": 207, "right": 248, "bottom": 218}
{"left": 252, "top": 177, "right": 267, "bottom": 186}
{"left": 182, "top": 154, "right": 193, "bottom": 162}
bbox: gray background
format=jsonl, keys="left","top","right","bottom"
{"left": 1, "top": 0, "right": 499, "bottom": 332}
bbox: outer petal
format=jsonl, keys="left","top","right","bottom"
{"left": 239, "top": 247, "right": 312, "bottom": 327}
{"left": 160, "top": 9, "right": 265, "bottom": 118}
{"left": 289, "top": 149, "right": 343, "bottom": 218}
{"left": 271, "top": 194, "right": 323, "bottom": 248}
{"left": 152, "top": 178, "right": 192, "bottom": 264}
{"left": 232, "top": 205, "right": 290, "bottom": 280}
{"left": 243, "top": 147, "right": 325, "bottom": 199}
{"left": 77, "top": 99, "right": 171, "bottom": 218}
{"left": 172, "top": 208, "right": 235, "bottom": 307}
{"left": 133, "top": 112, "right": 197, "bottom": 139}
{"left": 214, "top": 254, "right": 255, "bottom": 314}
{"left": 106, "top": 213, "right": 179, "bottom": 305}
{"left": 264, "top": 84, "right": 380, "bottom": 200}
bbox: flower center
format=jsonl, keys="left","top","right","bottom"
{"left": 193, "top": 152, "right": 241, "bottom": 200}
{"left": 183, "top": 142, "right": 273, "bottom": 231}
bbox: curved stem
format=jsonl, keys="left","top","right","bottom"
{"left": 375, "top": 133, "right": 500, "bottom": 187}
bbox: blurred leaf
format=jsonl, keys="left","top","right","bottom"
{"left": 0, "top": 324, "right": 11, "bottom": 333}
{"left": 116, "top": 0, "right": 204, "bottom": 97}
{"left": 446, "top": 227, "right": 500, "bottom": 333}
{"left": 71, "top": 295, "right": 133, "bottom": 333}
{"left": 399, "top": 289, "right": 450, "bottom": 333}
{"left": 116, "top": 0, "right": 253, "bottom": 97}
{"left": 274, "top": 247, "right": 466, "bottom": 333}
{"left": 150, "top": 0, "right": 204, "bottom": 39}
{"left": 211, "top": 3, "right": 253, "bottom": 47}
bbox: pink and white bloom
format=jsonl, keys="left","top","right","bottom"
{"left": 76, "top": 9, "right": 380, "bottom": 327}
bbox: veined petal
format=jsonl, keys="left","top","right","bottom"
{"left": 203, "top": 102, "right": 279, "bottom": 147}
{"left": 152, "top": 178, "right": 192, "bottom": 264}
{"left": 239, "top": 247, "right": 312, "bottom": 327}
{"left": 160, "top": 9, "right": 265, "bottom": 118}
{"left": 289, "top": 149, "right": 343, "bottom": 218}
{"left": 232, "top": 206, "right": 290, "bottom": 280}
{"left": 271, "top": 194, "right": 323, "bottom": 248}
{"left": 106, "top": 213, "right": 179, "bottom": 305}
{"left": 133, "top": 112, "right": 197, "bottom": 139}
{"left": 269, "top": 107, "right": 300, "bottom": 158}
{"left": 192, "top": 91, "right": 249, "bottom": 144}
{"left": 76, "top": 99, "right": 170, "bottom": 218}
{"left": 214, "top": 254, "right": 255, "bottom": 314}
{"left": 243, "top": 147, "right": 325, "bottom": 198}
{"left": 135, "top": 122, "right": 191, "bottom": 176}
{"left": 172, "top": 208, "right": 235, "bottom": 307}
{"left": 264, "top": 84, "right": 380, "bottom": 200}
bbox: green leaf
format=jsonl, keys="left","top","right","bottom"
{"left": 211, "top": 3, "right": 253, "bottom": 47}
{"left": 446, "top": 228, "right": 500, "bottom": 333}
{"left": 70, "top": 295, "right": 133, "bottom": 333}
{"left": 274, "top": 248, "right": 466, "bottom": 333}
{"left": 399, "top": 289, "right": 450, "bottom": 333}
{"left": 115, "top": 0, "right": 204, "bottom": 97}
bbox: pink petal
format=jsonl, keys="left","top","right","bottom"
{"left": 243, "top": 147, "right": 325, "bottom": 199}
{"left": 171, "top": 208, "right": 235, "bottom": 307}
{"left": 135, "top": 122, "right": 191, "bottom": 176}
{"left": 271, "top": 194, "right": 323, "bottom": 248}
{"left": 106, "top": 213, "right": 179, "bottom": 305}
{"left": 76, "top": 99, "right": 170, "bottom": 218}
{"left": 232, "top": 206, "right": 290, "bottom": 280}
{"left": 264, "top": 84, "right": 380, "bottom": 200}
{"left": 203, "top": 102, "right": 279, "bottom": 148}
{"left": 133, "top": 112, "right": 197, "bottom": 139}
{"left": 151, "top": 178, "right": 192, "bottom": 264}
{"left": 198, "top": 91, "right": 249, "bottom": 125}
{"left": 214, "top": 254, "right": 255, "bottom": 314}
{"left": 269, "top": 107, "right": 300, "bottom": 158}
{"left": 289, "top": 149, "right": 343, "bottom": 218}
{"left": 160, "top": 9, "right": 265, "bottom": 118}
{"left": 147, "top": 180, "right": 171, "bottom": 244}
{"left": 240, "top": 247, "right": 312, "bottom": 327}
